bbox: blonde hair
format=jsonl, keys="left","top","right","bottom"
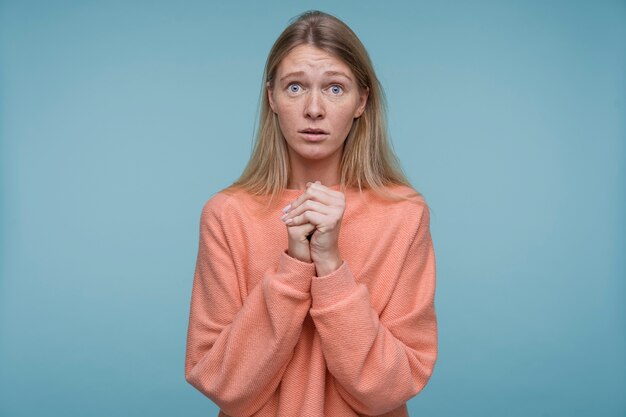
{"left": 227, "top": 10, "right": 420, "bottom": 206}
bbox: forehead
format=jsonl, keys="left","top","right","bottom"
{"left": 277, "top": 44, "right": 353, "bottom": 77}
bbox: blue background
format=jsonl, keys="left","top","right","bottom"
{"left": 1, "top": 1, "right": 624, "bottom": 416}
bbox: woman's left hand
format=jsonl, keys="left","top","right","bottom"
{"left": 281, "top": 181, "right": 345, "bottom": 276}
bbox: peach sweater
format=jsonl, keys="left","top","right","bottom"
{"left": 184, "top": 184, "right": 438, "bottom": 417}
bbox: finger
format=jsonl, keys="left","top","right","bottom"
{"left": 290, "top": 183, "right": 344, "bottom": 212}
{"left": 281, "top": 184, "right": 328, "bottom": 213}
{"left": 284, "top": 210, "right": 326, "bottom": 227}
{"left": 308, "top": 181, "right": 346, "bottom": 201}
{"left": 281, "top": 199, "right": 331, "bottom": 222}
{"left": 286, "top": 222, "right": 316, "bottom": 240}
{"left": 306, "top": 181, "right": 342, "bottom": 199}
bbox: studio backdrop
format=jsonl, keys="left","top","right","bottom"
{"left": 1, "top": 1, "right": 624, "bottom": 416}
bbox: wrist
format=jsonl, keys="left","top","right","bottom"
{"left": 287, "top": 242, "right": 312, "bottom": 263}
{"left": 314, "top": 255, "right": 343, "bottom": 277}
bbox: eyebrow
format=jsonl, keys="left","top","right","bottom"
{"left": 279, "top": 70, "right": 353, "bottom": 83}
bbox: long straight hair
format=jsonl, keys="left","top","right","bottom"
{"left": 227, "top": 10, "right": 419, "bottom": 206}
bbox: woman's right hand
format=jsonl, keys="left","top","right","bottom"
{"left": 281, "top": 203, "right": 316, "bottom": 263}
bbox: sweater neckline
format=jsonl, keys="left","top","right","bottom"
{"left": 279, "top": 184, "right": 345, "bottom": 200}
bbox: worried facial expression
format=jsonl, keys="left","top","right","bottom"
{"left": 268, "top": 44, "right": 368, "bottom": 163}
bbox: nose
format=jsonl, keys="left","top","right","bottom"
{"left": 304, "top": 90, "right": 325, "bottom": 120}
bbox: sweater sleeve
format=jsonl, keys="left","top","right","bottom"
{"left": 184, "top": 197, "right": 315, "bottom": 417}
{"left": 309, "top": 203, "right": 438, "bottom": 415}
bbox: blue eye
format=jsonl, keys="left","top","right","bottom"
{"left": 330, "top": 85, "right": 343, "bottom": 94}
{"left": 288, "top": 83, "right": 301, "bottom": 93}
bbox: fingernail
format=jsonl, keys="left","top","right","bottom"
{"left": 285, "top": 218, "right": 293, "bottom": 224}
{"left": 282, "top": 204, "right": 291, "bottom": 213}
{"left": 280, "top": 213, "right": 288, "bottom": 221}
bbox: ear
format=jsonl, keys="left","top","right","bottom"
{"left": 354, "top": 86, "right": 369, "bottom": 118}
{"left": 266, "top": 81, "right": 276, "bottom": 113}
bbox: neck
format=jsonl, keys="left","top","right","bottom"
{"left": 287, "top": 149, "right": 342, "bottom": 190}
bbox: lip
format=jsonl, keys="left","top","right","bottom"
{"left": 299, "top": 128, "right": 329, "bottom": 134}
{"left": 299, "top": 132, "right": 329, "bottom": 142}
{"left": 298, "top": 128, "right": 329, "bottom": 142}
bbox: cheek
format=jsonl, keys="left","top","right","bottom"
{"left": 275, "top": 104, "right": 298, "bottom": 134}
{"left": 333, "top": 105, "right": 358, "bottom": 129}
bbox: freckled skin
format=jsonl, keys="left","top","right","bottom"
{"left": 268, "top": 45, "right": 368, "bottom": 171}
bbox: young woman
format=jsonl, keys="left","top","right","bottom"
{"left": 185, "top": 10, "right": 438, "bottom": 417}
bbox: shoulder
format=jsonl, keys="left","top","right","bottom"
{"left": 368, "top": 184, "right": 430, "bottom": 219}
{"left": 200, "top": 189, "right": 230, "bottom": 214}
{"left": 385, "top": 184, "right": 427, "bottom": 204}
{"left": 345, "top": 184, "right": 430, "bottom": 234}
{"left": 377, "top": 185, "right": 433, "bottom": 244}
{"left": 202, "top": 189, "right": 245, "bottom": 220}
{"left": 200, "top": 187, "right": 267, "bottom": 224}
{"left": 375, "top": 184, "right": 431, "bottom": 237}
{"left": 394, "top": 184, "right": 429, "bottom": 216}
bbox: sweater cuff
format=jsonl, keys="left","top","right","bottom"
{"left": 310, "top": 261, "right": 358, "bottom": 310}
{"left": 275, "top": 250, "right": 316, "bottom": 294}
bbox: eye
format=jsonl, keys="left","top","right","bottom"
{"left": 288, "top": 83, "right": 301, "bottom": 93}
{"left": 329, "top": 85, "right": 343, "bottom": 95}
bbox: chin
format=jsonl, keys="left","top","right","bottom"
{"left": 298, "top": 146, "right": 341, "bottom": 160}
{"left": 298, "top": 152, "right": 330, "bottom": 161}
{"left": 287, "top": 140, "right": 344, "bottom": 162}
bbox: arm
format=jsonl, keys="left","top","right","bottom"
{"left": 309, "top": 204, "right": 438, "bottom": 415}
{"left": 184, "top": 197, "right": 315, "bottom": 417}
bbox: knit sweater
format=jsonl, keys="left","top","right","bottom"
{"left": 184, "top": 184, "right": 438, "bottom": 417}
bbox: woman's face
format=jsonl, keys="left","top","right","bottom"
{"left": 268, "top": 44, "right": 368, "bottom": 164}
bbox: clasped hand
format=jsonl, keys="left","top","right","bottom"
{"left": 280, "top": 181, "right": 345, "bottom": 276}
